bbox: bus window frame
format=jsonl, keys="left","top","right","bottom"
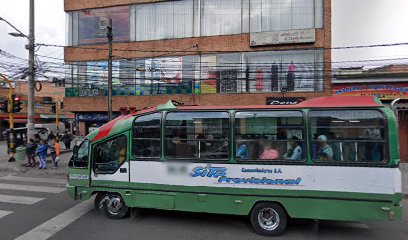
{"left": 163, "top": 110, "right": 232, "bottom": 162}
{"left": 233, "top": 109, "right": 308, "bottom": 164}
{"left": 69, "top": 139, "right": 90, "bottom": 169}
{"left": 308, "top": 107, "right": 390, "bottom": 166}
{"left": 92, "top": 134, "right": 128, "bottom": 174}
{"left": 131, "top": 112, "right": 162, "bottom": 161}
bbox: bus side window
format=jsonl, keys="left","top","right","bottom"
{"left": 310, "top": 110, "right": 386, "bottom": 163}
{"left": 133, "top": 113, "right": 161, "bottom": 159}
{"left": 93, "top": 135, "right": 127, "bottom": 174}
{"left": 234, "top": 111, "right": 305, "bottom": 162}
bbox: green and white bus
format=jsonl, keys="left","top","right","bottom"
{"left": 67, "top": 96, "right": 402, "bottom": 236}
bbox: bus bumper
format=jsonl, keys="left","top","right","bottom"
{"left": 66, "top": 184, "right": 76, "bottom": 199}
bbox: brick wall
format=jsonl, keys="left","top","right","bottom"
{"left": 65, "top": 92, "right": 329, "bottom": 112}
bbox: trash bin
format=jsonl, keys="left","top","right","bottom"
{"left": 14, "top": 146, "right": 27, "bottom": 161}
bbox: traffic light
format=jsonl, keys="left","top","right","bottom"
{"left": 50, "top": 103, "right": 56, "bottom": 113}
{"left": 0, "top": 99, "right": 8, "bottom": 112}
{"left": 12, "top": 95, "right": 22, "bottom": 113}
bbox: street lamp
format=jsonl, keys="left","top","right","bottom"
{"left": 8, "top": 32, "right": 28, "bottom": 38}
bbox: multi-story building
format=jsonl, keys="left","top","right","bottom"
{"left": 64, "top": 0, "right": 332, "bottom": 135}
{"left": 332, "top": 64, "right": 408, "bottom": 162}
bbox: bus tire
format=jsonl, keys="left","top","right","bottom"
{"left": 94, "top": 192, "right": 108, "bottom": 211}
{"left": 104, "top": 194, "right": 129, "bottom": 219}
{"left": 250, "top": 202, "right": 287, "bottom": 236}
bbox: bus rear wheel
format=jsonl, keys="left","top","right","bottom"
{"left": 250, "top": 202, "right": 287, "bottom": 236}
{"left": 104, "top": 194, "right": 129, "bottom": 219}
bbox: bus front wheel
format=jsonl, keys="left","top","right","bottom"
{"left": 250, "top": 202, "right": 287, "bottom": 236}
{"left": 104, "top": 194, "right": 129, "bottom": 219}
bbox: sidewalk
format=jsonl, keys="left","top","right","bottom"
{"left": 0, "top": 149, "right": 72, "bottom": 175}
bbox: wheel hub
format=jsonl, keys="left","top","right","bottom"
{"left": 107, "top": 196, "right": 123, "bottom": 214}
{"left": 258, "top": 208, "right": 280, "bottom": 231}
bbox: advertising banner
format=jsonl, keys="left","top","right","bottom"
{"left": 250, "top": 29, "right": 315, "bottom": 46}
{"left": 200, "top": 56, "right": 217, "bottom": 94}
{"left": 332, "top": 83, "right": 408, "bottom": 100}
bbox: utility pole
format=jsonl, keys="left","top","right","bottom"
{"left": 55, "top": 100, "right": 60, "bottom": 142}
{"left": 26, "top": 0, "right": 35, "bottom": 141}
{"left": 107, "top": 18, "right": 113, "bottom": 122}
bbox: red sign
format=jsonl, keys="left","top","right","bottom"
{"left": 332, "top": 83, "right": 408, "bottom": 100}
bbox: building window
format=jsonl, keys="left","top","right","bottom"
{"left": 165, "top": 111, "right": 230, "bottom": 160}
{"left": 243, "top": 50, "right": 318, "bottom": 93}
{"left": 199, "top": 53, "right": 242, "bottom": 94}
{"left": 134, "top": 0, "right": 194, "bottom": 41}
{"left": 65, "top": 49, "right": 324, "bottom": 97}
{"left": 250, "top": 0, "right": 317, "bottom": 33}
{"left": 201, "top": 0, "right": 243, "bottom": 36}
{"left": 133, "top": 113, "right": 161, "bottom": 159}
{"left": 235, "top": 111, "right": 305, "bottom": 161}
{"left": 310, "top": 110, "right": 387, "bottom": 163}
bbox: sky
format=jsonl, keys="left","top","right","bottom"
{"left": 0, "top": 0, "right": 408, "bottom": 71}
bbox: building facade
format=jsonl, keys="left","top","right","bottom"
{"left": 64, "top": 0, "right": 332, "bottom": 135}
{"left": 332, "top": 65, "right": 408, "bottom": 162}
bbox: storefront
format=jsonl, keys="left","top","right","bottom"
{"left": 76, "top": 112, "right": 121, "bottom": 135}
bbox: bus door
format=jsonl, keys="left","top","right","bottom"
{"left": 90, "top": 134, "right": 130, "bottom": 185}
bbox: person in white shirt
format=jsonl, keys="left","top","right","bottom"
{"left": 284, "top": 136, "right": 303, "bottom": 160}
{"left": 317, "top": 135, "right": 333, "bottom": 161}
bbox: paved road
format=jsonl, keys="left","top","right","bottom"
{"left": 0, "top": 171, "right": 406, "bottom": 240}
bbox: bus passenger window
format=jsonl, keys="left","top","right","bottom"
{"left": 235, "top": 111, "right": 305, "bottom": 162}
{"left": 93, "top": 136, "right": 127, "bottom": 174}
{"left": 133, "top": 113, "right": 161, "bottom": 159}
{"left": 165, "top": 111, "right": 230, "bottom": 160}
{"left": 310, "top": 110, "right": 386, "bottom": 163}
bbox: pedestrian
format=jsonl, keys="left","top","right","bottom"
{"left": 36, "top": 139, "right": 49, "bottom": 169}
{"left": 47, "top": 131, "right": 56, "bottom": 143}
{"left": 61, "top": 131, "right": 73, "bottom": 149}
{"left": 49, "top": 138, "right": 60, "bottom": 169}
{"left": 25, "top": 138, "right": 37, "bottom": 167}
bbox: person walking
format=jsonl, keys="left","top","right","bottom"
{"left": 49, "top": 138, "right": 60, "bottom": 169}
{"left": 36, "top": 140, "right": 49, "bottom": 169}
{"left": 25, "top": 139, "right": 37, "bottom": 167}
{"left": 47, "top": 131, "right": 56, "bottom": 143}
{"left": 61, "top": 131, "right": 73, "bottom": 149}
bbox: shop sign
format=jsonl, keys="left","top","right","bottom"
{"left": 332, "top": 83, "right": 408, "bottom": 100}
{"left": 250, "top": 29, "right": 315, "bottom": 46}
{"left": 266, "top": 97, "right": 305, "bottom": 105}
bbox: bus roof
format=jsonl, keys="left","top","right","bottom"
{"left": 88, "top": 96, "right": 384, "bottom": 142}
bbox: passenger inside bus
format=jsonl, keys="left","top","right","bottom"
{"left": 259, "top": 140, "right": 279, "bottom": 160}
{"left": 236, "top": 135, "right": 249, "bottom": 160}
{"left": 283, "top": 136, "right": 303, "bottom": 160}
{"left": 317, "top": 135, "right": 333, "bottom": 160}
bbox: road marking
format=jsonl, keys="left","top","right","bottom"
{"left": 0, "top": 210, "right": 13, "bottom": 219}
{"left": 0, "top": 183, "right": 65, "bottom": 193}
{"left": 14, "top": 199, "right": 93, "bottom": 240}
{"left": 0, "top": 175, "right": 67, "bottom": 185}
{"left": 0, "top": 194, "right": 45, "bottom": 205}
